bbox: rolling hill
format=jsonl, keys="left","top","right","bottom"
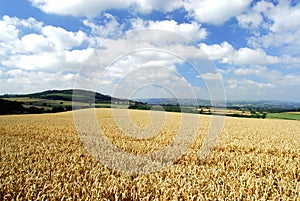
{"left": 0, "top": 89, "right": 133, "bottom": 114}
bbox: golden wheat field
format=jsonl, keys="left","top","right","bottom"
{"left": 0, "top": 108, "right": 299, "bottom": 200}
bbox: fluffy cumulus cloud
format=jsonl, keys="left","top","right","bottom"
{"left": 29, "top": 0, "right": 182, "bottom": 17}
{"left": 223, "top": 48, "right": 280, "bottom": 65}
{"left": 0, "top": 15, "right": 91, "bottom": 72}
{"left": 0, "top": 17, "right": 19, "bottom": 41}
{"left": 199, "top": 42, "right": 234, "bottom": 60}
{"left": 0, "top": 15, "right": 42, "bottom": 42}
{"left": 29, "top": 0, "right": 250, "bottom": 25}
{"left": 234, "top": 65, "right": 268, "bottom": 76}
{"left": 29, "top": 0, "right": 132, "bottom": 18}
{"left": 132, "top": 0, "right": 183, "bottom": 13}
{"left": 3, "top": 48, "right": 93, "bottom": 71}
{"left": 83, "top": 13, "right": 123, "bottom": 38}
{"left": 73, "top": 28, "right": 221, "bottom": 99}
{"left": 199, "top": 72, "right": 223, "bottom": 81}
{"left": 244, "top": 79, "right": 274, "bottom": 89}
{"left": 198, "top": 43, "right": 294, "bottom": 66}
{"left": 183, "top": 0, "right": 251, "bottom": 25}
{"left": 238, "top": 0, "right": 300, "bottom": 50}
{"left": 219, "top": 63, "right": 300, "bottom": 101}
{"left": 1, "top": 68, "right": 77, "bottom": 95}
{"left": 0, "top": 14, "right": 95, "bottom": 95}
{"left": 109, "top": 65, "right": 195, "bottom": 99}
{"left": 131, "top": 19, "right": 207, "bottom": 41}
{"left": 237, "top": 12, "right": 263, "bottom": 29}
{"left": 41, "top": 26, "right": 86, "bottom": 50}
{"left": 21, "top": 34, "right": 51, "bottom": 52}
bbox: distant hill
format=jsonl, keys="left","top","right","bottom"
{"left": 0, "top": 89, "right": 128, "bottom": 104}
{"left": 0, "top": 89, "right": 134, "bottom": 115}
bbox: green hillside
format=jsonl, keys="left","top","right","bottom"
{"left": 0, "top": 89, "right": 132, "bottom": 114}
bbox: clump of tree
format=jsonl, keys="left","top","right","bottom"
{"left": 27, "top": 106, "right": 44, "bottom": 114}
{"left": 162, "top": 105, "right": 181, "bottom": 113}
{"left": 0, "top": 99, "right": 25, "bottom": 114}
{"left": 128, "top": 102, "right": 151, "bottom": 110}
{"left": 51, "top": 106, "right": 65, "bottom": 113}
{"left": 226, "top": 111, "right": 267, "bottom": 119}
{"left": 0, "top": 99, "right": 73, "bottom": 115}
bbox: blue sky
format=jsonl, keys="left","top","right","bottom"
{"left": 0, "top": 0, "right": 300, "bottom": 102}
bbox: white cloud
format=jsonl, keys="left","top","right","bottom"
{"left": 0, "top": 15, "right": 43, "bottom": 43}
{"left": 64, "top": 48, "right": 94, "bottom": 64}
{"left": 83, "top": 13, "right": 123, "bottom": 39}
{"left": 21, "top": 34, "right": 53, "bottom": 52}
{"left": 29, "top": 0, "right": 133, "bottom": 18}
{"left": 30, "top": 0, "right": 250, "bottom": 26}
{"left": 281, "top": 74, "right": 300, "bottom": 85}
{"left": 1, "top": 69, "right": 77, "bottom": 94}
{"left": 267, "top": 1, "right": 300, "bottom": 33}
{"left": 0, "top": 17, "right": 19, "bottom": 41}
{"left": 230, "top": 65, "right": 300, "bottom": 87}
{"left": 3, "top": 53, "right": 60, "bottom": 70}
{"left": 240, "top": 1, "right": 300, "bottom": 50}
{"left": 244, "top": 79, "right": 275, "bottom": 89}
{"left": 3, "top": 48, "right": 93, "bottom": 71}
{"left": 1, "top": 15, "right": 43, "bottom": 29}
{"left": 77, "top": 45, "right": 200, "bottom": 99}
{"left": 199, "top": 42, "right": 291, "bottom": 66}
{"left": 200, "top": 42, "right": 300, "bottom": 66}
{"left": 183, "top": 0, "right": 251, "bottom": 25}
{"left": 237, "top": 12, "right": 263, "bottom": 29}
{"left": 253, "top": 0, "right": 274, "bottom": 13}
{"left": 132, "top": 0, "right": 182, "bottom": 13}
{"left": 0, "top": 15, "right": 88, "bottom": 55}
{"left": 103, "top": 65, "right": 196, "bottom": 99}
{"left": 29, "top": 0, "right": 182, "bottom": 18}
{"left": 199, "top": 72, "right": 222, "bottom": 81}
{"left": 199, "top": 42, "right": 234, "bottom": 60}
{"left": 223, "top": 77, "right": 278, "bottom": 100}
{"left": 73, "top": 29, "right": 223, "bottom": 99}
{"left": 220, "top": 63, "right": 300, "bottom": 101}
{"left": 41, "top": 26, "right": 86, "bottom": 51}
{"left": 0, "top": 16, "right": 91, "bottom": 73}
{"left": 82, "top": 29, "right": 208, "bottom": 70}
{"left": 234, "top": 66, "right": 267, "bottom": 76}
{"left": 252, "top": 31, "right": 300, "bottom": 49}
{"left": 223, "top": 47, "right": 280, "bottom": 65}
{"left": 131, "top": 19, "right": 207, "bottom": 41}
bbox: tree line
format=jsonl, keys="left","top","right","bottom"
{"left": 0, "top": 99, "right": 72, "bottom": 115}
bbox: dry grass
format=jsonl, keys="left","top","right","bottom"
{"left": 0, "top": 108, "right": 299, "bottom": 200}
{"left": 198, "top": 108, "right": 252, "bottom": 116}
{"left": 287, "top": 111, "right": 300, "bottom": 115}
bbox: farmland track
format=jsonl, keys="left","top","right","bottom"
{"left": 0, "top": 108, "right": 299, "bottom": 200}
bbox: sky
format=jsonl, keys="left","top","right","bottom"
{"left": 0, "top": 0, "right": 300, "bottom": 102}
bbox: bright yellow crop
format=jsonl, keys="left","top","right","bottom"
{"left": 0, "top": 108, "right": 299, "bottom": 200}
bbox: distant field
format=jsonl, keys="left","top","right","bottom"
{"left": 3, "top": 97, "right": 129, "bottom": 110}
{"left": 213, "top": 108, "right": 252, "bottom": 116}
{"left": 267, "top": 112, "right": 300, "bottom": 120}
{"left": 3, "top": 97, "right": 44, "bottom": 102}
{"left": 287, "top": 111, "right": 300, "bottom": 115}
{"left": 0, "top": 109, "right": 299, "bottom": 200}
{"left": 198, "top": 108, "right": 254, "bottom": 117}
